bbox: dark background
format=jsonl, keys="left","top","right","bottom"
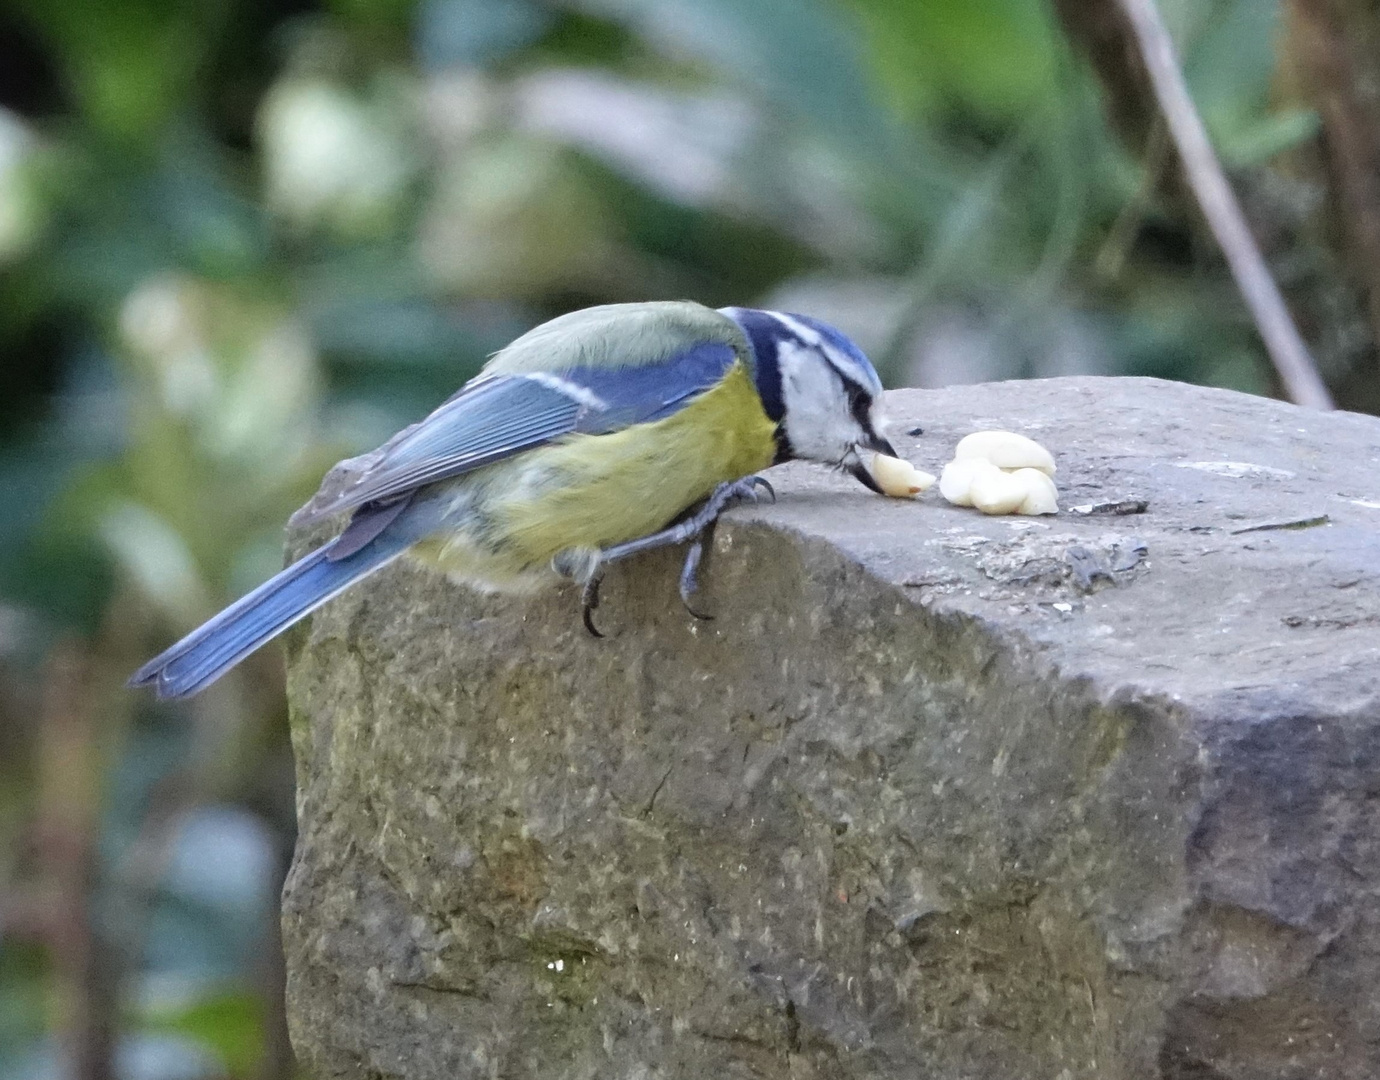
{"left": 1, "top": 1, "right": 1377, "bottom": 1077}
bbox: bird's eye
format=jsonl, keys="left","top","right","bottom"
{"left": 845, "top": 384, "right": 872, "bottom": 428}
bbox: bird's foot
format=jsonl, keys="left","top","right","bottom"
{"left": 558, "top": 475, "right": 774, "bottom": 636}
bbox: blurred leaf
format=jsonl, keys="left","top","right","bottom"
{"left": 0, "top": 377, "right": 123, "bottom": 629}
{"left": 1200, "top": 346, "right": 1272, "bottom": 395}
{"left": 1182, "top": 0, "right": 1280, "bottom": 120}
{"left": 139, "top": 809, "right": 276, "bottom": 984}
{"left": 1, "top": 1034, "right": 221, "bottom": 1080}
{"left": 10, "top": 0, "right": 216, "bottom": 143}
{"left": 1216, "top": 108, "right": 1320, "bottom": 168}
{"left": 0, "top": 108, "right": 48, "bottom": 263}
{"left": 146, "top": 134, "right": 269, "bottom": 276}
{"left": 1173, "top": 1, "right": 1311, "bottom": 170}
{"left": 848, "top": 0, "right": 1061, "bottom": 123}
{"left": 419, "top": 135, "right": 623, "bottom": 298}
{"left": 308, "top": 296, "right": 494, "bottom": 369}
{"left": 572, "top": 0, "right": 899, "bottom": 159}
{"left": 160, "top": 807, "right": 276, "bottom": 916}
{"left": 98, "top": 502, "right": 211, "bottom": 626}
{"left": 141, "top": 988, "right": 265, "bottom": 1080}
{"left": 327, "top": 0, "right": 415, "bottom": 34}
{"left": 0, "top": 943, "right": 47, "bottom": 1063}
{"left": 417, "top": 0, "right": 556, "bottom": 68}
{"left": 47, "top": 134, "right": 268, "bottom": 309}
{"left": 258, "top": 76, "right": 418, "bottom": 239}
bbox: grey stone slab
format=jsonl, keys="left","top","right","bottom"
{"left": 281, "top": 376, "right": 1380, "bottom": 1080}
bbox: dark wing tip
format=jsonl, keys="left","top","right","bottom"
{"left": 126, "top": 666, "right": 197, "bottom": 700}
{"left": 127, "top": 655, "right": 194, "bottom": 699}
{"left": 126, "top": 664, "right": 174, "bottom": 698}
{"left": 127, "top": 662, "right": 160, "bottom": 690}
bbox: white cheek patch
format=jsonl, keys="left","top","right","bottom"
{"left": 778, "top": 341, "right": 863, "bottom": 462}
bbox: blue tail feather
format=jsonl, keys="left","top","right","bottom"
{"left": 128, "top": 532, "right": 409, "bottom": 700}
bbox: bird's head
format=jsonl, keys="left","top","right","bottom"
{"left": 719, "top": 307, "right": 896, "bottom": 492}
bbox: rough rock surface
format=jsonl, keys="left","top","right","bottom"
{"left": 281, "top": 376, "right": 1380, "bottom": 1080}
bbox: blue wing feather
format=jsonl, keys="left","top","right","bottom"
{"left": 566, "top": 342, "right": 741, "bottom": 431}
{"left": 300, "top": 341, "right": 739, "bottom": 522}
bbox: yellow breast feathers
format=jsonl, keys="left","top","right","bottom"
{"left": 411, "top": 361, "right": 777, "bottom": 588}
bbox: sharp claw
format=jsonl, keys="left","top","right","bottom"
{"left": 678, "top": 535, "right": 716, "bottom": 620}
{"left": 581, "top": 574, "right": 604, "bottom": 638}
{"left": 681, "top": 546, "right": 717, "bottom": 620}
{"left": 726, "top": 475, "right": 773, "bottom": 507}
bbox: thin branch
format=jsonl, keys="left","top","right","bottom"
{"left": 1116, "top": 0, "right": 1335, "bottom": 410}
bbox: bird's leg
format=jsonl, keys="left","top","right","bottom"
{"left": 678, "top": 525, "right": 714, "bottom": 621}
{"left": 595, "top": 475, "right": 773, "bottom": 566}
{"left": 556, "top": 476, "right": 775, "bottom": 636}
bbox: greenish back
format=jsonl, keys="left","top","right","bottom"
{"left": 483, "top": 301, "right": 749, "bottom": 375}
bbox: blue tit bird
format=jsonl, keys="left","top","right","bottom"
{"left": 129, "top": 300, "right": 896, "bottom": 699}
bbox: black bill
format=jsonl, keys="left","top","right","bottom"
{"left": 845, "top": 432, "right": 899, "bottom": 493}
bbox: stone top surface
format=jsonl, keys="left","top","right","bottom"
{"left": 739, "top": 377, "right": 1380, "bottom": 708}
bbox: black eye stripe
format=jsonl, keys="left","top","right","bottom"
{"left": 845, "top": 381, "right": 873, "bottom": 431}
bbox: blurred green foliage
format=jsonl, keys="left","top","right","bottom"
{"left": 0, "top": 0, "right": 1369, "bottom": 1077}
